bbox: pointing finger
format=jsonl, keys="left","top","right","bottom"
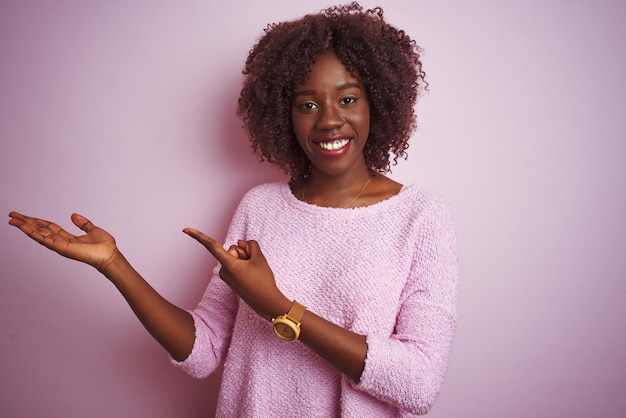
{"left": 183, "top": 228, "right": 233, "bottom": 264}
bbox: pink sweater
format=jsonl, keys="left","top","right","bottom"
{"left": 173, "top": 182, "right": 458, "bottom": 417}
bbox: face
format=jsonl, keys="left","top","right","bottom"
{"left": 290, "top": 52, "right": 370, "bottom": 179}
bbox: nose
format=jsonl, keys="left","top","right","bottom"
{"left": 315, "top": 104, "right": 344, "bottom": 130}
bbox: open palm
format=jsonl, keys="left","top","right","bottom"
{"left": 8, "top": 211, "right": 118, "bottom": 271}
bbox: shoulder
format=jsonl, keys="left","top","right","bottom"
{"left": 384, "top": 185, "right": 456, "bottom": 242}
{"left": 241, "top": 181, "right": 288, "bottom": 202}
{"left": 407, "top": 186, "right": 452, "bottom": 216}
{"left": 226, "top": 182, "right": 290, "bottom": 232}
{"left": 379, "top": 184, "right": 452, "bottom": 218}
{"left": 234, "top": 182, "right": 290, "bottom": 213}
{"left": 403, "top": 187, "right": 457, "bottom": 258}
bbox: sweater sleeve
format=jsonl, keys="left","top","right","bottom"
{"left": 169, "top": 197, "right": 251, "bottom": 378}
{"left": 355, "top": 196, "right": 458, "bottom": 415}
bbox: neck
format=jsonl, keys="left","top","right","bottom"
{"left": 302, "top": 168, "right": 373, "bottom": 208}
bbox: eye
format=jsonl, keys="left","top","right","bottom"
{"left": 340, "top": 96, "right": 358, "bottom": 105}
{"left": 296, "top": 101, "right": 318, "bottom": 113}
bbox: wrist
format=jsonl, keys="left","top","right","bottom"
{"left": 97, "top": 248, "right": 128, "bottom": 278}
{"left": 265, "top": 295, "right": 292, "bottom": 322}
{"left": 272, "top": 300, "right": 307, "bottom": 342}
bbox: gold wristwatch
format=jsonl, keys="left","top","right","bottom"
{"left": 272, "top": 301, "right": 306, "bottom": 341}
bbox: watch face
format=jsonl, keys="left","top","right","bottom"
{"left": 274, "top": 322, "right": 296, "bottom": 340}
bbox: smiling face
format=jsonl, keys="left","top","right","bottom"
{"left": 290, "top": 52, "right": 371, "bottom": 180}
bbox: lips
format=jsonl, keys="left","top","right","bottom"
{"left": 317, "top": 138, "right": 350, "bottom": 151}
{"left": 314, "top": 137, "right": 352, "bottom": 158}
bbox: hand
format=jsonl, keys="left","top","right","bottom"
{"left": 183, "top": 228, "right": 289, "bottom": 321}
{"left": 8, "top": 211, "right": 119, "bottom": 272}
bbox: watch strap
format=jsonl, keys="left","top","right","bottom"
{"left": 286, "top": 300, "right": 306, "bottom": 324}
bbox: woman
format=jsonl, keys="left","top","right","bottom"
{"left": 8, "top": 3, "right": 457, "bottom": 417}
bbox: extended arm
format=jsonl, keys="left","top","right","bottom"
{"left": 8, "top": 211, "right": 195, "bottom": 361}
{"left": 99, "top": 250, "right": 195, "bottom": 361}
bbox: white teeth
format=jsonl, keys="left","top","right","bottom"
{"left": 319, "top": 139, "right": 349, "bottom": 150}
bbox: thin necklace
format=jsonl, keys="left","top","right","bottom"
{"left": 302, "top": 175, "right": 373, "bottom": 209}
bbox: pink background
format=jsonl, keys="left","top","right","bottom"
{"left": 1, "top": 1, "right": 625, "bottom": 417}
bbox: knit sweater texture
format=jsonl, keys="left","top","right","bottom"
{"left": 172, "top": 182, "right": 458, "bottom": 417}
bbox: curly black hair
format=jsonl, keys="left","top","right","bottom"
{"left": 237, "top": 2, "right": 426, "bottom": 185}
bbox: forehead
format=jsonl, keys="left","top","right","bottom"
{"left": 296, "top": 51, "right": 361, "bottom": 90}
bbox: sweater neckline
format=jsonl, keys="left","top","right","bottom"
{"left": 279, "top": 181, "right": 416, "bottom": 215}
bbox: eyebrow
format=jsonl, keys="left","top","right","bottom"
{"left": 293, "top": 82, "right": 362, "bottom": 98}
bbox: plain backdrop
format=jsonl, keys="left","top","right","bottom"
{"left": 1, "top": 1, "right": 625, "bottom": 417}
